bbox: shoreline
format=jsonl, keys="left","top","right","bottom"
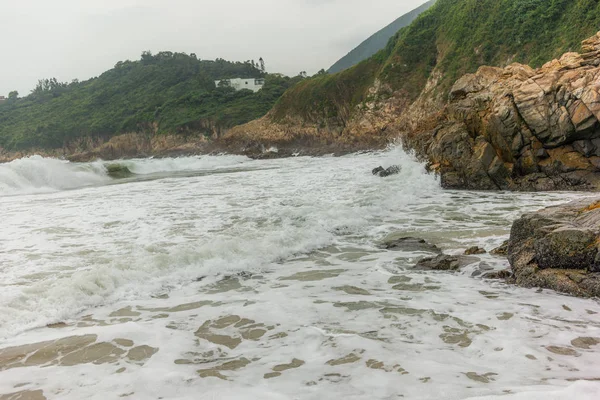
{"left": 0, "top": 135, "right": 389, "bottom": 164}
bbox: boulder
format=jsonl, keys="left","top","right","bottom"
{"left": 507, "top": 198, "right": 600, "bottom": 297}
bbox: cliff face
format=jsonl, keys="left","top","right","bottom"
{"left": 223, "top": 32, "right": 600, "bottom": 190}
{"left": 405, "top": 33, "right": 600, "bottom": 190}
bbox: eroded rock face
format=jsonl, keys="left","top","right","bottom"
{"left": 407, "top": 32, "right": 600, "bottom": 191}
{"left": 507, "top": 197, "right": 600, "bottom": 297}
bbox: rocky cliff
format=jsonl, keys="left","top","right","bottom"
{"left": 223, "top": 32, "right": 600, "bottom": 190}
{"left": 221, "top": 0, "right": 600, "bottom": 190}
{"left": 406, "top": 32, "right": 600, "bottom": 191}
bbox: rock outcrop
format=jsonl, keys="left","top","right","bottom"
{"left": 507, "top": 197, "right": 600, "bottom": 297}
{"left": 407, "top": 32, "right": 600, "bottom": 190}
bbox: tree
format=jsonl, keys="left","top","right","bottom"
{"left": 8, "top": 91, "right": 18, "bottom": 100}
{"left": 315, "top": 69, "right": 327, "bottom": 76}
{"left": 141, "top": 51, "right": 154, "bottom": 65}
{"left": 259, "top": 57, "right": 266, "bottom": 72}
{"left": 298, "top": 71, "right": 307, "bottom": 78}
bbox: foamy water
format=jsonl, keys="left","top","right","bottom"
{"left": 0, "top": 149, "right": 599, "bottom": 400}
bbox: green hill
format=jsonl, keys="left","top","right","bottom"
{"left": 327, "top": 0, "right": 436, "bottom": 74}
{"left": 272, "top": 0, "right": 600, "bottom": 127}
{"left": 0, "top": 53, "right": 301, "bottom": 150}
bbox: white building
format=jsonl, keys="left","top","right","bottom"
{"left": 215, "top": 78, "right": 265, "bottom": 92}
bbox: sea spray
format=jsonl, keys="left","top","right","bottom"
{"left": 0, "top": 154, "right": 251, "bottom": 196}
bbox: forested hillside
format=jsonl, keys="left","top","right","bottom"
{"left": 327, "top": 0, "right": 436, "bottom": 74}
{"left": 0, "top": 52, "right": 301, "bottom": 150}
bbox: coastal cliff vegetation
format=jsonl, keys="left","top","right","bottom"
{"left": 270, "top": 0, "right": 600, "bottom": 124}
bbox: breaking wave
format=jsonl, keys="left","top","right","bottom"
{"left": 0, "top": 155, "right": 251, "bottom": 197}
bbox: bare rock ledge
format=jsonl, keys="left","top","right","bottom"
{"left": 507, "top": 197, "right": 600, "bottom": 297}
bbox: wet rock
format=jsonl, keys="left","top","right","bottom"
{"left": 465, "top": 246, "right": 486, "bottom": 255}
{"left": 105, "top": 163, "right": 133, "bottom": 179}
{"left": 380, "top": 237, "right": 441, "bottom": 254}
{"left": 471, "top": 262, "right": 494, "bottom": 277}
{"left": 372, "top": 166, "right": 385, "bottom": 175}
{"left": 372, "top": 165, "right": 401, "bottom": 177}
{"left": 490, "top": 241, "right": 509, "bottom": 256}
{"left": 507, "top": 197, "right": 600, "bottom": 297}
{"left": 482, "top": 269, "right": 512, "bottom": 280}
{"left": 415, "top": 254, "right": 479, "bottom": 271}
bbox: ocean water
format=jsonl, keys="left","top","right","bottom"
{"left": 0, "top": 149, "right": 599, "bottom": 400}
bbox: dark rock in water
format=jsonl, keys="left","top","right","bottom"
{"left": 478, "top": 262, "right": 494, "bottom": 271}
{"left": 482, "top": 269, "right": 512, "bottom": 280}
{"left": 105, "top": 163, "right": 133, "bottom": 179}
{"left": 380, "top": 237, "right": 441, "bottom": 254}
{"left": 236, "top": 271, "right": 254, "bottom": 280}
{"left": 415, "top": 254, "right": 479, "bottom": 271}
{"left": 372, "top": 166, "right": 385, "bottom": 175}
{"left": 471, "top": 262, "right": 494, "bottom": 277}
{"left": 490, "top": 241, "right": 509, "bottom": 256}
{"left": 372, "top": 165, "right": 401, "bottom": 177}
{"left": 507, "top": 198, "right": 600, "bottom": 297}
{"left": 465, "top": 246, "right": 486, "bottom": 255}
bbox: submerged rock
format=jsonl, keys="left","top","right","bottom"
{"left": 482, "top": 269, "right": 512, "bottom": 280}
{"left": 372, "top": 165, "right": 401, "bottom": 177}
{"left": 380, "top": 237, "right": 441, "bottom": 254}
{"left": 415, "top": 254, "right": 479, "bottom": 271}
{"left": 507, "top": 197, "right": 600, "bottom": 297}
{"left": 465, "top": 246, "right": 486, "bottom": 255}
{"left": 105, "top": 163, "right": 133, "bottom": 179}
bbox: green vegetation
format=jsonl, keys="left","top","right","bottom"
{"left": 0, "top": 52, "right": 302, "bottom": 150}
{"left": 272, "top": 59, "right": 381, "bottom": 124}
{"left": 274, "top": 0, "right": 600, "bottom": 123}
{"left": 328, "top": 0, "right": 436, "bottom": 74}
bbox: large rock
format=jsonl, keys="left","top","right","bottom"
{"left": 507, "top": 198, "right": 600, "bottom": 297}
{"left": 407, "top": 32, "right": 600, "bottom": 191}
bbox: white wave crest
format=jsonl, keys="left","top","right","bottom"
{"left": 0, "top": 154, "right": 252, "bottom": 197}
{"left": 0, "top": 155, "right": 109, "bottom": 196}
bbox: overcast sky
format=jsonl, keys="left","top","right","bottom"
{"left": 0, "top": 0, "right": 428, "bottom": 96}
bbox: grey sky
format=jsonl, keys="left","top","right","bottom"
{"left": 0, "top": 0, "right": 427, "bottom": 96}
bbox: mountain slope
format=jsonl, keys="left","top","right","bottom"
{"left": 226, "top": 0, "right": 600, "bottom": 139}
{"left": 327, "top": 0, "right": 436, "bottom": 74}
